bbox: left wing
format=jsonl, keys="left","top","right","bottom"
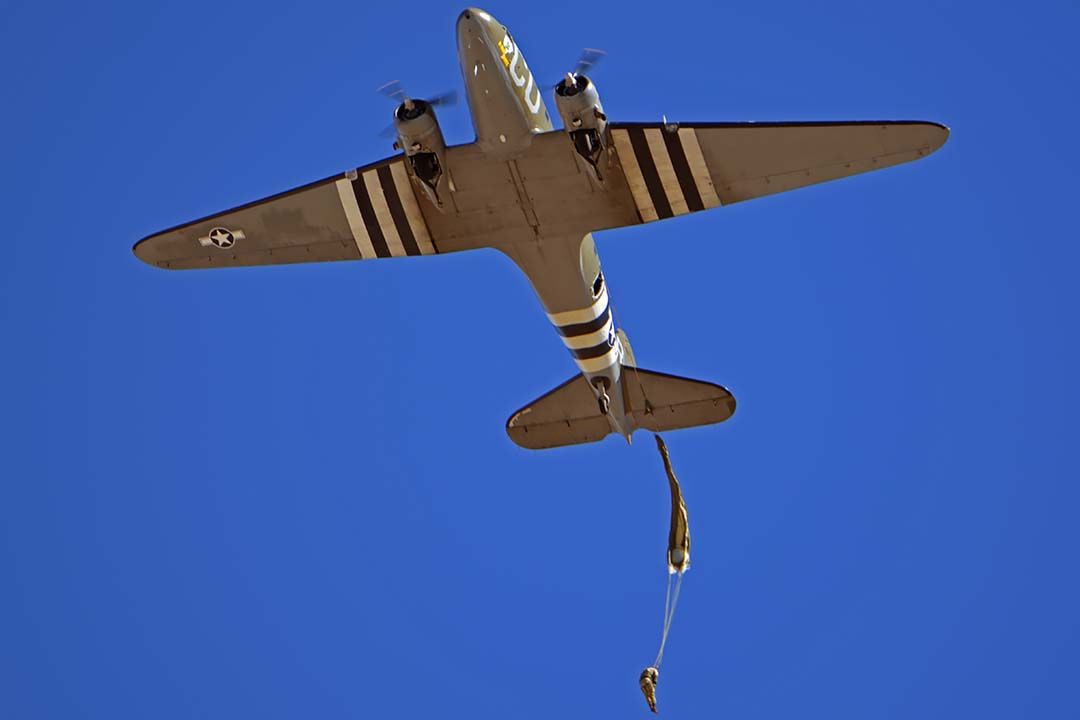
{"left": 133, "top": 155, "right": 436, "bottom": 270}
{"left": 607, "top": 120, "right": 948, "bottom": 223}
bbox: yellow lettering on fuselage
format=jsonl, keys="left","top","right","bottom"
{"left": 498, "top": 33, "right": 541, "bottom": 115}
{"left": 498, "top": 37, "right": 512, "bottom": 68}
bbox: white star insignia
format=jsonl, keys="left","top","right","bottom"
{"left": 198, "top": 227, "right": 245, "bottom": 249}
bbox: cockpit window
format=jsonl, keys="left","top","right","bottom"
{"left": 592, "top": 271, "right": 605, "bottom": 298}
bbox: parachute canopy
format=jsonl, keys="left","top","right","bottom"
{"left": 656, "top": 435, "right": 690, "bottom": 574}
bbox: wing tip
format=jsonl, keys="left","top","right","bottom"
{"left": 922, "top": 120, "right": 950, "bottom": 154}
{"left": 131, "top": 233, "right": 177, "bottom": 270}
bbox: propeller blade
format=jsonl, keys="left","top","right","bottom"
{"left": 551, "top": 48, "right": 608, "bottom": 89}
{"left": 427, "top": 89, "right": 457, "bottom": 107}
{"left": 573, "top": 48, "right": 607, "bottom": 77}
{"left": 428, "top": 89, "right": 459, "bottom": 108}
{"left": 376, "top": 79, "right": 407, "bottom": 103}
{"left": 378, "top": 80, "right": 456, "bottom": 108}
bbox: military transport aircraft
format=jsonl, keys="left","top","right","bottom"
{"left": 134, "top": 7, "right": 948, "bottom": 450}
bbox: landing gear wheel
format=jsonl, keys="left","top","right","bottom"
{"left": 592, "top": 377, "right": 611, "bottom": 415}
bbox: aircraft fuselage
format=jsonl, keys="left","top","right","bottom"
{"left": 132, "top": 6, "right": 948, "bottom": 448}
{"left": 456, "top": 7, "right": 633, "bottom": 438}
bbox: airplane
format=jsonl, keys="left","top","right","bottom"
{"left": 133, "top": 7, "right": 949, "bottom": 450}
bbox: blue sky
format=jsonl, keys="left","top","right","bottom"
{"left": 2, "top": 0, "right": 1078, "bottom": 717}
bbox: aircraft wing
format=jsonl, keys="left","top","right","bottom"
{"left": 133, "top": 155, "right": 437, "bottom": 270}
{"left": 607, "top": 120, "right": 949, "bottom": 222}
{"left": 133, "top": 121, "right": 948, "bottom": 269}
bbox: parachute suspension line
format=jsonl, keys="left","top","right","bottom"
{"left": 654, "top": 573, "right": 674, "bottom": 668}
{"left": 661, "top": 570, "right": 673, "bottom": 636}
{"left": 667, "top": 572, "right": 684, "bottom": 635}
{"left": 654, "top": 571, "right": 684, "bottom": 669}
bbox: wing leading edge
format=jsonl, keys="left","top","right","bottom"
{"left": 133, "top": 155, "right": 437, "bottom": 270}
{"left": 133, "top": 120, "right": 948, "bottom": 269}
{"left": 608, "top": 120, "right": 949, "bottom": 223}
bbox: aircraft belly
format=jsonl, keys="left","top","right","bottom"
{"left": 468, "top": 95, "right": 535, "bottom": 156}
{"left": 443, "top": 156, "right": 522, "bottom": 216}
{"left": 501, "top": 233, "right": 629, "bottom": 433}
{"left": 500, "top": 235, "right": 595, "bottom": 312}
{"left": 514, "top": 133, "right": 640, "bottom": 232}
{"left": 414, "top": 131, "right": 642, "bottom": 254}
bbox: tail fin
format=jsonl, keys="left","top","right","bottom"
{"left": 506, "top": 367, "right": 735, "bottom": 450}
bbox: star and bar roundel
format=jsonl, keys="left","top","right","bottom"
{"left": 198, "top": 226, "right": 246, "bottom": 249}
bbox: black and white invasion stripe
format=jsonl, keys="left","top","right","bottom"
{"left": 547, "top": 283, "right": 624, "bottom": 374}
{"left": 335, "top": 161, "right": 436, "bottom": 259}
{"left": 611, "top": 126, "right": 722, "bottom": 223}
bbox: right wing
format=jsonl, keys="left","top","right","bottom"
{"left": 133, "top": 155, "right": 437, "bottom": 270}
{"left": 608, "top": 120, "right": 949, "bottom": 222}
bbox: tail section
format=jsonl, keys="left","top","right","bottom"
{"left": 625, "top": 368, "right": 736, "bottom": 434}
{"left": 506, "top": 367, "right": 735, "bottom": 450}
{"left": 617, "top": 329, "right": 636, "bottom": 368}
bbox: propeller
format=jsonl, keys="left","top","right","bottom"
{"left": 376, "top": 80, "right": 459, "bottom": 138}
{"left": 571, "top": 48, "right": 607, "bottom": 77}
{"left": 553, "top": 48, "right": 608, "bottom": 94}
{"left": 376, "top": 80, "right": 458, "bottom": 111}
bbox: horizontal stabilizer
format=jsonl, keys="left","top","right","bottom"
{"left": 506, "top": 375, "right": 611, "bottom": 449}
{"left": 626, "top": 368, "right": 736, "bottom": 434}
{"left": 505, "top": 367, "right": 735, "bottom": 450}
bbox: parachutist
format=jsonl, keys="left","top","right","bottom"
{"left": 642, "top": 436, "right": 689, "bottom": 708}
{"left": 639, "top": 666, "right": 659, "bottom": 713}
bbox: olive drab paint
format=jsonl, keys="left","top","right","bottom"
{"left": 497, "top": 33, "right": 543, "bottom": 116}
{"left": 456, "top": 8, "right": 552, "bottom": 155}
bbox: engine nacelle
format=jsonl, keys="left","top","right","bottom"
{"left": 393, "top": 100, "right": 449, "bottom": 209}
{"left": 554, "top": 74, "right": 609, "bottom": 179}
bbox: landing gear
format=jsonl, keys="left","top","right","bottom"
{"left": 567, "top": 126, "right": 608, "bottom": 183}
{"left": 598, "top": 391, "right": 610, "bottom": 415}
{"left": 593, "top": 378, "right": 611, "bottom": 415}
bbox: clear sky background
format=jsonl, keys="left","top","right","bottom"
{"left": 2, "top": 1, "right": 1078, "bottom": 717}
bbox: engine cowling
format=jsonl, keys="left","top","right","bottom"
{"left": 393, "top": 100, "right": 448, "bottom": 209}
{"left": 554, "top": 74, "right": 608, "bottom": 177}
